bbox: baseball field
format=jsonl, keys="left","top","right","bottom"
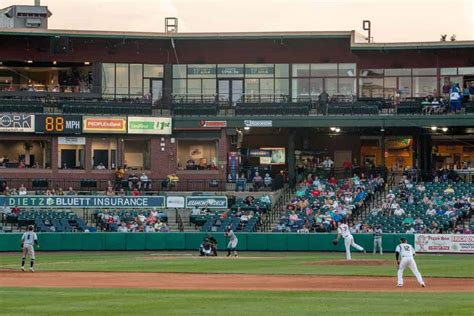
{"left": 0, "top": 251, "right": 473, "bottom": 315}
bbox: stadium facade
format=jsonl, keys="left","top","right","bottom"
{"left": 0, "top": 28, "right": 473, "bottom": 188}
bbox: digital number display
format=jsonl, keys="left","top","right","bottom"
{"left": 35, "top": 115, "right": 82, "bottom": 134}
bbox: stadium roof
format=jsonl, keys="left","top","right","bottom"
{"left": 0, "top": 28, "right": 473, "bottom": 50}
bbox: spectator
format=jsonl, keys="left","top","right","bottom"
{"left": 403, "top": 214, "right": 414, "bottom": 226}
{"left": 57, "top": 188, "right": 64, "bottom": 196}
{"left": 95, "top": 162, "right": 106, "bottom": 170}
{"left": 470, "top": 81, "right": 474, "bottom": 101}
{"left": 191, "top": 205, "right": 201, "bottom": 215}
{"left": 159, "top": 223, "right": 170, "bottom": 232}
{"left": 322, "top": 156, "right": 334, "bottom": 171}
{"left": 106, "top": 186, "right": 115, "bottom": 196}
{"left": 449, "top": 83, "right": 462, "bottom": 113}
{"left": 140, "top": 173, "right": 151, "bottom": 190}
{"left": 66, "top": 187, "right": 77, "bottom": 195}
{"left": 263, "top": 173, "right": 272, "bottom": 189}
{"left": 11, "top": 205, "right": 20, "bottom": 217}
{"left": 393, "top": 205, "right": 405, "bottom": 217}
{"left": 235, "top": 174, "right": 247, "bottom": 192}
{"left": 318, "top": 90, "right": 329, "bottom": 109}
{"left": 18, "top": 184, "right": 27, "bottom": 195}
{"left": 252, "top": 172, "right": 263, "bottom": 191}
{"left": 117, "top": 223, "right": 128, "bottom": 232}
{"left": 145, "top": 223, "right": 155, "bottom": 232}
{"left": 444, "top": 185, "right": 455, "bottom": 194}
{"left": 128, "top": 173, "right": 139, "bottom": 190}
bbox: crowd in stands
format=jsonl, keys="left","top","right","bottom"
{"left": 95, "top": 208, "right": 169, "bottom": 233}
{"left": 366, "top": 175, "right": 472, "bottom": 234}
{"left": 274, "top": 173, "right": 384, "bottom": 233}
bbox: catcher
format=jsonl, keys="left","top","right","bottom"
{"left": 199, "top": 233, "right": 218, "bottom": 256}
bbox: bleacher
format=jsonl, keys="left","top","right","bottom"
{"left": 364, "top": 182, "right": 472, "bottom": 233}
{"left": 5, "top": 210, "right": 88, "bottom": 232}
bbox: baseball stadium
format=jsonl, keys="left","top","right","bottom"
{"left": 0, "top": 1, "right": 473, "bottom": 315}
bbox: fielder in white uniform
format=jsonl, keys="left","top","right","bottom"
{"left": 225, "top": 227, "right": 238, "bottom": 257}
{"left": 336, "top": 221, "right": 365, "bottom": 260}
{"left": 20, "top": 225, "right": 39, "bottom": 272}
{"left": 395, "top": 237, "right": 425, "bottom": 288}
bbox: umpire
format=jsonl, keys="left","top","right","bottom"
{"left": 373, "top": 225, "right": 383, "bottom": 255}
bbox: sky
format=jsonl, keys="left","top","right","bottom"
{"left": 2, "top": 0, "right": 473, "bottom": 42}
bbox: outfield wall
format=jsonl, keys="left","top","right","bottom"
{"left": 0, "top": 233, "right": 413, "bottom": 252}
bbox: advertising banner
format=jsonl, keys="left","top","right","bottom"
{"left": 0, "top": 195, "right": 165, "bottom": 208}
{"left": 127, "top": 117, "right": 172, "bottom": 135}
{"left": 243, "top": 120, "right": 272, "bottom": 127}
{"left": 185, "top": 196, "right": 228, "bottom": 209}
{"left": 58, "top": 137, "right": 86, "bottom": 145}
{"left": 166, "top": 196, "right": 185, "bottom": 208}
{"left": 83, "top": 117, "right": 126, "bottom": 133}
{"left": 414, "top": 234, "right": 474, "bottom": 253}
{"left": 0, "top": 114, "right": 34, "bottom": 132}
{"left": 227, "top": 152, "right": 239, "bottom": 181}
{"left": 35, "top": 115, "right": 82, "bottom": 134}
{"left": 199, "top": 120, "right": 227, "bottom": 128}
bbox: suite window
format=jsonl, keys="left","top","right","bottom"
{"left": 399, "top": 77, "right": 412, "bottom": 99}
{"left": 338, "top": 64, "right": 356, "bottom": 77}
{"left": 412, "top": 68, "right": 436, "bottom": 76}
{"left": 115, "top": 63, "right": 129, "bottom": 95}
{"left": 385, "top": 68, "right": 411, "bottom": 76}
{"left": 359, "top": 78, "right": 384, "bottom": 98}
{"left": 173, "top": 65, "right": 187, "bottom": 78}
{"left": 177, "top": 140, "right": 218, "bottom": 171}
{"left": 91, "top": 139, "right": 117, "bottom": 170}
{"left": 217, "top": 64, "right": 244, "bottom": 78}
{"left": 338, "top": 78, "right": 356, "bottom": 96}
{"left": 383, "top": 77, "right": 397, "bottom": 99}
{"left": 0, "top": 140, "right": 51, "bottom": 169}
{"left": 311, "top": 63, "right": 337, "bottom": 77}
{"left": 144, "top": 64, "right": 164, "bottom": 78}
{"left": 101, "top": 63, "right": 115, "bottom": 95}
{"left": 292, "top": 64, "right": 310, "bottom": 77}
{"left": 124, "top": 140, "right": 150, "bottom": 170}
{"left": 129, "top": 64, "right": 143, "bottom": 96}
{"left": 245, "top": 64, "right": 274, "bottom": 78}
{"left": 58, "top": 144, "right": 84, "bottom": 169}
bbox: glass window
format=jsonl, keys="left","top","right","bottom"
{"left": 187, "top": 79, "right": 201, "bottom": 96}
{"left": 91, "top": 139, "right": 117, "bottom": 169}
{"left": 292, "top": 64, "right": 310, "bottom": 77}
{"left": 173, "top": 79, "right": 186, "bottom": 96}
{"left": 412, "top": 68, "right": 436, "bottom": 76}
{"left": 360, "top": 69, "right": 384, "bottom": 77}
{"left": 173, "top": 65, "right": 187, "bottom": 79}
{"left": 311, "top": 64, "right": 337, "bottom": 77}
{"left": 292, "top": 78, "right": 310, "bottom": 100}
{"left": 202, "top": 79, "right": 216, "bottom": 96}
{"left": 124, "top": 140, "right": 150, "bottom": 170}
{"left": 144, "top": 64, "right": 164, "bottom": 78}
{"left": 245, "top": 64, "right": 274, "bottom": 78}
{"left": 338, "top": 63, "right": 356, "bottom": 77}
{"left": 413, "top": 77, "right": 437, "bottom": 97}
{"left": 440, "top": 68, "right": 457, "bottom": 76}
{"left": 177, "top": 140, "right": 218, "bottom": 171}
{"left": 217, "top": 64, "right": 244, "bottom": 78}
{"left": 115, "top": 63, "right": 129, "bottom": 95}
{"left": 275, "top": 64, "right": 289, "bottom": 77}
{"left": 0, "top": 140, "right": 51, "bottom": 169}
{"left": 260, "top": 79, "right": 274, "bottom": 96}
{"left": 101, "top": 63, "right": 115, "bottom": 95}
{"left": 458, "top": 67, "right": 474, "bottom": 75}
{"left": 324, "top": 78, "right": 338, "bottom": 95}
{"left": 399, "top": 77, "right": 412, "bottom": 99}
{"left": 245, "top": 79, "right": 259, "bottom": 97}
{"left": 309, "top": 78, "right": 323, "bottom": 96}
{"left": 129, "top": 64, "right": 143, "bottom": 96}
{"left": 384, "top": 77, "right": 397, "bottom": 99}
{"left": 338, "top": 78, "right": 356, "bottom": 96}
{"left": 441, "top": 76, "right": 462, "bottom": 95}
{"left": 58, "top": 143, "right": 84, "bottom": 169}
{"left": 275, "top": 79, "right": 289, "bottom": 98}
{"left": 360, "top": 78, "right": 384, "bottom": 98}
{"left": 385, "top": 68, "right": 411, "bottom": 76}
{"left": 187, "top": 64, "right": 216, "bottom": 78}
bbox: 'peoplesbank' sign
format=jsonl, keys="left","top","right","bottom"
{"left": 0, "top": 196, "right": 165, "bottom": 208}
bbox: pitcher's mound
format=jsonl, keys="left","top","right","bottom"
{"left": 306, "top": 259, "right": 391, "bottom": 266}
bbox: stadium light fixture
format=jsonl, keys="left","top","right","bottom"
{"left": 335, "top": 128, "right": 341, "bottom": 133}
{"left": 53, "top": 61, "right": 57, "bottom": 65}
{"left": 441, "top": 127, "right": 448, "bottom": 132}
{"left": 244, "top": 126, "right": 250, "bottom": 131}
{"left": 26, "top": 60, "right": 33, "bottom": 64}
{"left": 330, "top": 127, "right": 336, "bottom": 131}
{"left": 430, "top": 126, "right": 437, "bottom": 131}
{"left": 84, "top": 61, "right": 90, "bottom": 65}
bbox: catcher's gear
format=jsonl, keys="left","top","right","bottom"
{"left": 332, "top": 239, "right": 338, "bottom": 246}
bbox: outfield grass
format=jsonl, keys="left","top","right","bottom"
{"left": 0, "top": 252, "right": 473, "bottom": 278}
{"left": 0, "top": 288, "right": 472, "bottom": 316}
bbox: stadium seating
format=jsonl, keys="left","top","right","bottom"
{"left": 61, "top": 101, "right": 152, "bottom": 115}
{"left": 172, "top": 103, "right": 219, "bottom": 116}
{"left": 235, "top": 103, "right": 310, "bottom": 116}
{"left": 0, "top": 99, "right": 43, "bottom": 113}
{"left": 397, "top": 102, "right": 421, "bottom": 114}
{"left": 7, "top": 209, "right": 85, "bottom": 232}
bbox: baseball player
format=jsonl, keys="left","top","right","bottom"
{"left": 225, "top": 227, "right": 238, "bottom": 257}
{"left": 20, "top": 225, "right": 39, "bottom": 272}
{"left": 395, "top": 237, "right": 425, "bottom": 288}
{"left": 335, "top": 220, "right": 365, "bottom": 260}
{"left": 373, "top": 225, "right": 383, "bottom": 255}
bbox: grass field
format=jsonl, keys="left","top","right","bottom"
{"left": 1, "top": 251, "right": 473, "bottom": 278}
{"left": 1, "top": 251, "right": 473, "bottom": 316}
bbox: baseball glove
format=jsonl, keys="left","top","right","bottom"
{"left": 332, "top": 239, "right": 338, "bottom": 246}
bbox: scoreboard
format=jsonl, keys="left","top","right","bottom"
{"left": 35, "top": 115, "right": 82, "bottom": 134}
